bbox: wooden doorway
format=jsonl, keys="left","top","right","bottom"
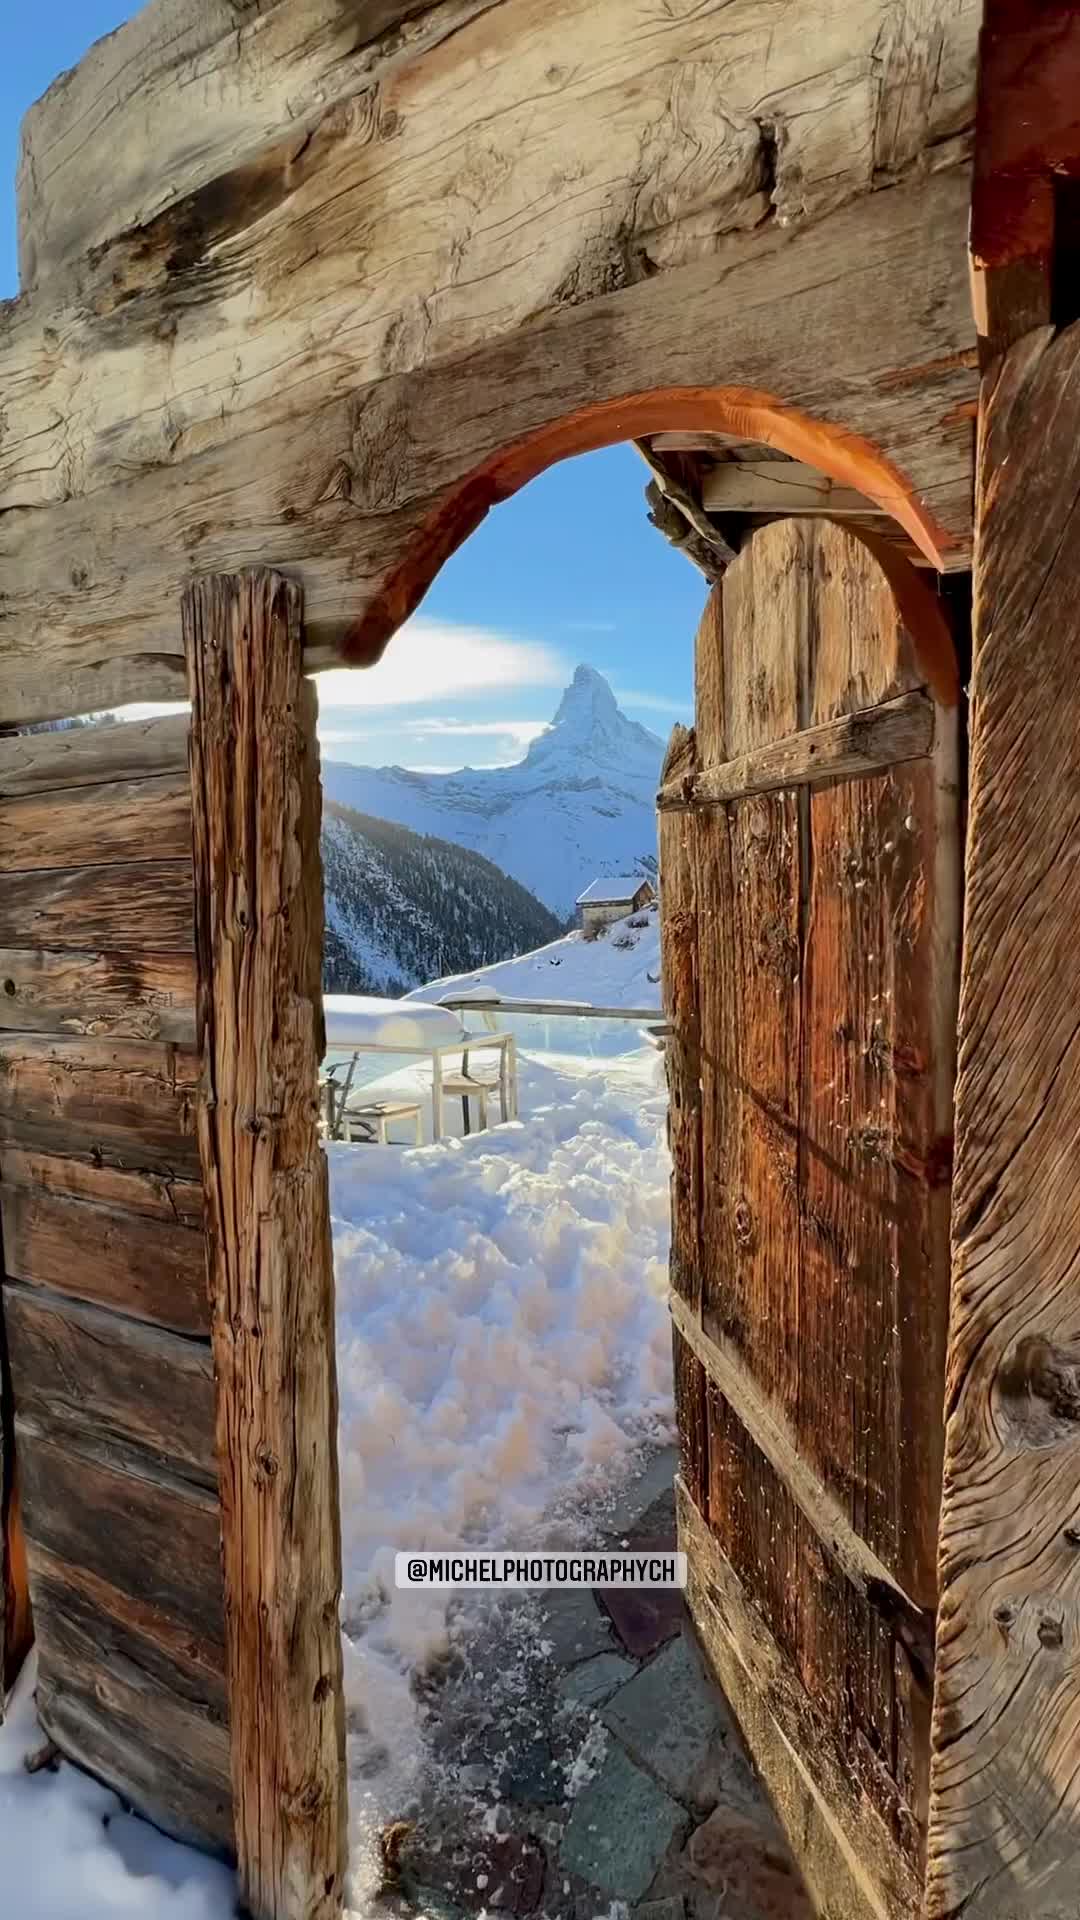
{"left": 660, "top": 519, "right": 962, "bottom": 1918}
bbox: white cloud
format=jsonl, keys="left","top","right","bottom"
{"left": 407, "top": 718, "right": 548, "bottom": 747}
{"left": 313, "top": 618, "right": 567, "bottom": 710}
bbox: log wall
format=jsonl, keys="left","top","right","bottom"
{"left": 0, "top": 715, "right": 230, "bottom": 1853}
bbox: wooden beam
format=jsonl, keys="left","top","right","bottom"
{"left": 0, "top": 1035, "right": 200, "bottom": 1177}
{"left": 0, "top": 168, "right": 978, "bottom": 726}
{"left": 4, "top": 0, "right": 975, "bottom": 519}
{"left": 16, "top": 0, "right": 501, "bottom": 289}
{"left": 4, "top": 1281, "right": 216, "bottom": 1487}
{"left": 0, "top": 863, "right": 193, "bottom": 954}
{"left": 657, "top": 689, "right": 935, "bottom": 811}
{"left": 701, "top": 459, "right": 882, "bottom": 516}
{"left": 0, "top": 776, "right": 191, "bottom": 873}
{"left": 677, "top": 1478, "right": 922, "bottom": 1920}
{"left": 0, "top": 948, "right": 196, "bottom": 1045}
{"left": 927, "top": 321, "right": 1080, "bottom": 1919}
{"left": 970, "top": 2, "right": 1080, "bottom": 358}
{"left": 184, "top": 571, "right": 346, "bottom": 1920}
{"left": 0, "top": 714, "right": 189, "bottom": 799}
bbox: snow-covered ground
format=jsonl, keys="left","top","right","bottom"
{"left": 412, "top": 903, "right": 661, "bottom": 1012}
{"left": 1, "top": 1046, "right": 673, "bottom": 1920}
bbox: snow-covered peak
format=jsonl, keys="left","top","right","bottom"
{"left": 521, "top": 666, "right": 661, "bottom": 782}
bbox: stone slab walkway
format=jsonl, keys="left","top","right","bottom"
{"left": 386, "top": 1448, "right": 813, "bottom": 1919}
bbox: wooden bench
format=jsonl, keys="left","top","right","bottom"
{"left": 341, "top": 1099, "right": 424, "bottom": 1146}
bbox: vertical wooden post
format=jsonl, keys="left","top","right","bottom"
{"left": 184, "top": 571, "right": 346, "bottom": 1920}
{"left": 1, "top": 1303, "right": 33, "bottom": 1708}
{"left": 927, "top": 324, "right": 1080, "bottom": 1918}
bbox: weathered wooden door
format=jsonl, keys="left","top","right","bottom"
{"left": 661, "top": 519, "right": 961, "bottom": 1920}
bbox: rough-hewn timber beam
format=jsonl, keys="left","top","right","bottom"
{"left": 927, "top": 320, "right": 1080, "bottom": 1920}
{"left": 184, "top": 571, "right": 346, "bottom": 1920}
{"left": 0, "top": 168, "right": 977, "bottom": 727}
{"left": 15, "top": 0, "right": 502, "bottom": 291}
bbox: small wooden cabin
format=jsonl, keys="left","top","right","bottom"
{"left": 577, "top": 877, "right": 656, "bottom": 934}
{"left": 2, "top": 4, "right": 1079, "bottom": 1920}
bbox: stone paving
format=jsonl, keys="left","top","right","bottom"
{"left": 386, "top": 1448, "right": 814, "bottom": 1919}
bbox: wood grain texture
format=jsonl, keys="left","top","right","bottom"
{"left": 16, "top": 1423, "right": 224, "bottom": 1652}
{"left": 17, "top": 1421, "right": 229, "bottom": 1848}
{"left": 0, "top": 863, "right": 192, "bottom": 953}
{"left": 657, "top": 689, "right": 936, "bottom": 811}
{"left": 0, "top": 1035, "right": 200, "bottom": 1175}
{"left": 186, "top": 571, "right": 346, "bottom": 1920}
{"left": 34, "top": 1584, "right": 231, "bottom": 1854}
{"left": 678, "top": 1476, "right": 922, "bottom": 1920}
{"left": 4, "top": 0, "right": 975, "bottom": 515}
{"left": 0, "top": 714, "right": 189, "bottom": 798}
{"left": 0, "top": 775, "right": 191, "bottom": 872}
{"left": 0, "top": 947, "right": 195, "bottom": 1043}
{"left": 694, "top": 521, "right": 959, "bottom": 1605}
{"left": 0, "top": 168, "right": 977, "bottom": 725}
{"left": 666, "top": 521, "right": 960, "bottom": 1914}
{"left": 16, "top": 0, "right": 499, "bottom": 288}
{"left": 4, "top": 1281, "right": 216, "bottom": 1483}
{"left": 0, "top": 1146, "right": 202, "bottom": 1225}
{"left": 1, "top": 1185, "right": 208, "bottom": 1335}
{"left": 927, "top": 323, "right": 1080, "bottom": 1919}
{"left": 0, "top": 1296, "right": 33, "bottom": 1702}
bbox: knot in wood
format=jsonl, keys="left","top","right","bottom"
{"left": 733, "top": 1198, "right": 754, "bottom": 1247}
{"left": 254, "top": 1440, "right": 280, "bottom": 1479}
{"left": 998, "top": 1334, "right": 1080, "bottom": 1447}
{"left": 1038, "top": 1611, "right": 1065, "bottom": 1649}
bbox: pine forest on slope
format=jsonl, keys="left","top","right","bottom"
{"left": 322, "top": 802, "right": 561, "bottom": 997}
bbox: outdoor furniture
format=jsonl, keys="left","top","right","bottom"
{"left": 439, "top": 1067, "right": 506, "bottom": 1135}
{"left": 341, "top": 1099, "right": 424, "bottom": 1146}
{"left": 322, "top": 994, "right": 518, "bottom": 1143}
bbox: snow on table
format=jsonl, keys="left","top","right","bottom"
{"left": 323, "top": 993, "right": 466, "bottom": 1050}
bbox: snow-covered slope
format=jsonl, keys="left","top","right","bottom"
{"left": 322, "top": 802, "right": 560, "bottom": 995}
{"left": 322, "top": 666, "right": 664, "bottom": 920}
{"left": 410, "top": 900, "right": 662, "bottom": 1010}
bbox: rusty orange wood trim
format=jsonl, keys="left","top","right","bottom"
{"left": 343, "top": 385, "right": 963, "bottom": 666}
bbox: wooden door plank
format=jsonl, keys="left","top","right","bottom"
{"left": 0, "top": 947, "right": 196, "bottom": 1043}
{"left": 678, "top": 1476, "right": 923, "bottom": 1920}
{"left": 0, "top": 862, "right": 193, "bottom": 952}
{"left": 927, "top": 323, "right": 1080, "bottom": 1920}
{"left": 185, "top": 570, "right": 346, "bottom": 1920}
{"left": 1, "top": 1186, "right": 208, "bottom": 1335}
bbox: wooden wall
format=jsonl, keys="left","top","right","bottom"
{"left": 0, "top": 715, "right": 231, "bottom": 1854}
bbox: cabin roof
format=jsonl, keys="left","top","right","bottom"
{"left": 576, "top": 877, "right": 651, "bottom": 907}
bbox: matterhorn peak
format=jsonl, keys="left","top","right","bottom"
{"left": 549, "top": 664, "right": 621, "bottom": 732}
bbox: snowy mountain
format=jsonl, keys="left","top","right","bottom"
{"left": 410, "top": 900, "right": 663, "bottom": 1011}
{"left": 321, "top": 801, "right": 560, "bottom": 996}
{"left": 321, "top": 665, "right": 665, "bottom": 919}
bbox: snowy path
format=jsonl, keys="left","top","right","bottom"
{"left": 0, "top": 1049, "right": 673, "bottom": 1920}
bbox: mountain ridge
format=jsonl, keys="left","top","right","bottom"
{"left": 322, "top": 666, "right": 665, "bottom": 918}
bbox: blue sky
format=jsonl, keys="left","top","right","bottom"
{"left": 3, "top": 7, "right": 701, "bottom": 769}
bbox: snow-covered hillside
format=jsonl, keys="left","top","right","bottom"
{"left": 411, "top": 900, "right": 662, "bottom": 1011}
{"left": 322, "top": 802, "right": 560, "bottom": 995}
{"left": 322, "top": 666, "right": 665, "bottom": 920}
